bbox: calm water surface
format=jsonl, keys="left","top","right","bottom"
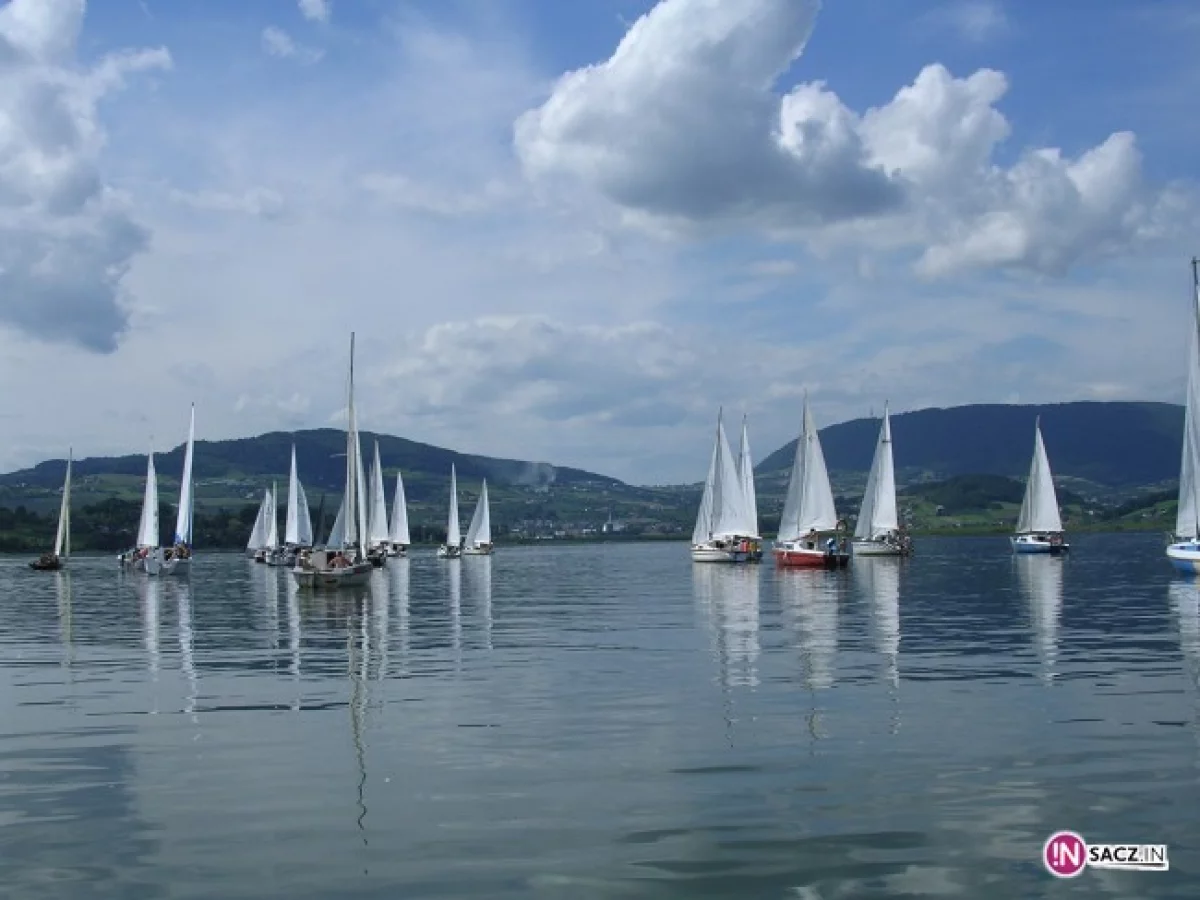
{"left": 1, "top": 533, "right": 1198, "bottom": 898}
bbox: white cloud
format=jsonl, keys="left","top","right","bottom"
{"left": 168, "top": 187, "right": 286, "bottom": 219}
{"left": 922, "top": 0, "right": 1010, "bottom": 43}
{"left": 298, "top": 0, "right": 330, "bottom": 24}
{"left": 261, "top": 26, "right": 322, "bottom": 64}
{"left": 515, "top": 0, "right": 1187, "bottom": 279}
{"left": 0, "top": 0, "right": 170, "bottom": 352}
{"left": 0, "top": 0, "right": 1192, "bottom": 485}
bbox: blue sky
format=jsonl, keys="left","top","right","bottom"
{"left": 0, "top": 0, "right": 1197, "bottom": 484}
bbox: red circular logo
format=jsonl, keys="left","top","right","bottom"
{"left": 1043, "top": 831, "right": 1087, "bottom": 878}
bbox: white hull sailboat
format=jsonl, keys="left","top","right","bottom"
{"left": 1168, "top": 258, "right": 1200, "bottom": 574}
{"left": 773, "top": 394, "right": 850, "bottom": 568}
{"left": 690, "top": 409, "right": 758, "bottom": 563}
{"left": 162, "top": 405, "right": 196, "bottom": 577}
{"left": 30, "top": 450, "right": 72, "bottom": 571}
{"left": 260, "top": 482, "right": 281, "bottom": 565}
{"left": 463, "top": 478, "right": 493, "bottom": 555}
{"left": 437, "top": 465, "right": 463, "bottom": 559}
{"left": 291, "top": 333, "right": 374, "bottom": 589}
{"left": 1011, "top": 418, "right": 1069, "bottom": 554}
{"left": 387, "top": 470, "right": 410, "bottom": 557}
{"left": 119, "top": 448, "right": 162, "bottom": 575}
{"left": 734, "top": 416, "right": 764, "bottom": 561}
{"left": 851, "top": 404, "right": 912, "bottom": 558}
{"left": 271, "top": 443, "right": 315, "bottom": 567}
{"left": 245, "top": 490, "right": 272, "bottom": 561}
{"left": 364, "top": 440, "right": 390, "bottom": 567}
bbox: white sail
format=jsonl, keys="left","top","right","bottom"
{"left": 1016, "top": 420, "right": 1063, "bottom": 534}
{"left": 389, "top": 471, "right": 410, "bottom": 545}
{"left": 173, "top": 404, "right": 196, "bottom": 547}
{"left": 367, "top": 441, "right": 390, "bottom": 545}
{"left": 735, "top": 417, "right": 761, "bottom": 539}
{"left": 795, "top": 397, "right": 839, "bottom": 535}
{"left": 327, "top": 495, "right": 346, "bottom": 548}
{"left": 776, "top": 412, "right": 807, "bottom": 542}
{"left": 446, "top": 465, "right": 461, "bottom": 546}
{"left": 854, "top": 406, "right": 899, "bottom": 540}
{"left": 247, "top": 490, "right": 270, "bottom": 551}
{"left": 54, "top": 450, "right": 72, "bottom": 558}
{"left": 265, "top": 483, "right": 280, "bottom": 549}
{"left": 691, "top": 432, "right": 719, "bottom": 545}
{"left": 296, "top": 479, "right": 313, "bottom": 546}
{"left": 285, "top": 445, "right": 302, "bottom": 545}
{"left": 338, "top": 333, "right": 368, "bottom": 555}
{"left": 137, "top": 451, "right": 160, "bottom": 549}
{"left": 465, "top": 479, "right": 491, "bottom": 547}
{"left": 710, "top": 416, "right": 751, "bottom": 537}
{"left": 1177, "top": 277, "right": 1200, "bottom": 539}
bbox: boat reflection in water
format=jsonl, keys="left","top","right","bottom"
{"left": 857, "top": 559, "right": 901, "bottom": 689}
{"left": 778, "top": 569, "right": 840, "bottom": 692}
{"left": 1015, "top": 555, "right": 1063, "bottom": 683}
{"left": 693, "top": 564, "right": 760, "bottom": 690}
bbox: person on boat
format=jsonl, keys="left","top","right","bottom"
{"left": 825, "top": 536, "right": 837, "bottom": 555}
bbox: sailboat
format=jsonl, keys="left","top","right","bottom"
{"left": 245, "top": 490, "right": 272, "bottom": 560}
{"left": 1168, "top": 258, "right": 1200, "bottom": 574}
{"left": 118, "top": 447, "right": 162, "bottom": 574}
{"left": 690, "top": 409, "right": 756, "bottom": 563}
{"left": 274, "top": 443, "right": 314, "bottom": 566}
{"left": 387, "top": 470, "right": 410, "bottom": 557}
{"left": 1011, "top": 418, "right": 1068, "bottom": 554}
{"left": 773, "top": 395, "right": 850, "bottom": 568}
{"left": 852, "top": 404, "right": 912, "bottom": 557}
{"left": 291, "top": 333, "right": 375, "bottom": 589}
{"left": 364, "top": 441, "right": 390, "bottom": 567}
{"left": 436, "top": 465, "right": 463, "bottom": 559}
{"left": 258, "top": 482, "right": 280, "bottom": 564}
{"left": 30, "top": 449, "right": 71, "bottom": 571}
{"left": 734, "top": 416, "right": 764, "bottom": 562}
{"left": 462, "top": 478, "right": 494, "bottom": 555}
{"left": 162, "top": 404, "right": 196, "bottom": 576}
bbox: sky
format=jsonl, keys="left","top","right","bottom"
{"left": 0, "top": 0, "right": 1198, "bottom": 485}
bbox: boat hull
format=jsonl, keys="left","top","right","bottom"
{"left": 291, "top": 560, "right": 374, "bottom": 589}
{"left": 160, "top": 556, "right": 191, "bottom": 577}
{"left": 773, "top": 544, "right": 850, "bottom": 569}
{"left": 1011, "top": 535, "right": 1069, "bottom": 555}
{"left": 436, "top": 545, "right": 462, "bottom": 559}
{"left": 463, "top": 544, "right": 494, "bottom": 556}
{"left": 386, "top": 543, "right": 408, "bottom": 558}
{"left": 1167, "top": 542, "right": 1200, "bottom": 574}
{"left": 29, "top": 556, "right": 65, "bottom": 571}
{"left": 691, "top": 546, "right": 749, "bottom": 563}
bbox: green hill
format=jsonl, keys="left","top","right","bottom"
{"left": 757, "top": 401, "right": 1183, "bottom": 487}
{"left": 0, "top": 401, "right": 1187, "bottom": 549}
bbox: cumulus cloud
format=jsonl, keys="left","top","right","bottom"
{"left": 298, "top": 0, "right": 330, "bottom": 24}
{"left": 380, "top": 317, "right": 717, "bottom": 428}
{"left": 515, "top": 0, "right": 1183, "bottom": 278}
{"left": 0, "top": 0, "right": 170, "bottom": 352}
{"left": 261, "top": 26, "right": 322, "bottom": 64}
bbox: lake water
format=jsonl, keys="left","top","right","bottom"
{"left": 1, "top": 533, "right": 1198, "bottom": 898}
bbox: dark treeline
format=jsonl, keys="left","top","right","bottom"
{"left": 0, "top": 500, "right": 471, "bottom": 553}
